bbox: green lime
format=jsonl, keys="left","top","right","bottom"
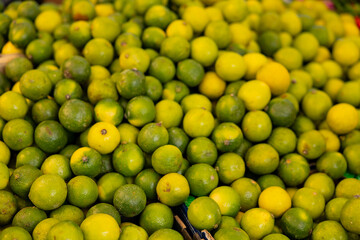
{"left": 61, "top": 55, "right": 91, "bottom": 85}
{"left": 160, "top": 36, "right": 190, "bottom": 62}
{"left": 183, "top": 108, "right": 215, "bottom": 138}
{"left": 142, "top": 27, "right": 166, "bottom": 50}
{"left": 156, "top": 173, "right": 190, "bottom": 207}
{"left": 241, "top": 110, "right": 272, "bottom": 142}
{"left": 69, "top": 20, "right": 91, "bottom": 48}
{"left": 267, "top": 127, "right": 297, "bottom": 156}
{"left": 214, "top": 228, "right": 249, "bottom": 240}
{"left": 0, "top": 140, "right": 10, "bottom": 164}
{"left": 19, "top": 69, "right": 52, "bottom": 101}
{"left": 312, "top": 220, "right": 348, "bottom": 240}
{"left": 53, "top": 24, "right": 70, "bottom": 40}
{"left": 231, "top": 178, "right": 261, "bottom": 211}
{"left": 126, "top": 96, "right": 156, "bottom": 127}
{"left": 41, "top": 154, "right": 72, "bottom": 180}
{"left": 280, "top": 208, "right": 313, "bottom": 239}
{"left": 278, "top": 153, "right": 310, "bottom": 187}
{"left": 113, "top": 143, "right": 145, "bottom": 177}
{"left": 34, "top": 120, "right": 68, "bottom": 153}
{"left": 25, "top": 39, "right": 52, "bottom": 65}
{"left": 31, "top": 99, "right": 58, "bottom": 124}
{"left": 187, "top": 196, "right": 221, "bottom": 231}
{"left": 140, "top": 202, "right": 173, "bottom": 235}
{"left": 205, "top": 20, "right": 231, "bottom": 49}
{"left": 340, "top": 198, "right": 360, "bottom": 234}
{"left": 32, "top": 218, "right": 60, "bottom": 240}
{"left": 117, "top": 123, "right": 139, "bottom": 145}
{"left": 258, "top": 31, "right": 281, "bottom": 57}
{"left": 70, "top": 147, "right": 102, "bottom": 178}
{"left": 0, "top": 91, "right": 29, "bottom": 121}
{"left": 186, "top": 137, "right": 217, "bottom": 165}
{"left": 9, "top": 18, "right": 36, "bottom": 48}
{"left": 97, "top": 172, "right": 126, "bottom": 203}
{"left": 91, "top": 16, "right": 120, "bottom": 42}
{"left": 59, "top": 99, "right": 93, "bottom": 133}
{"left": 215, "top": 95, "right": 245, "bottom": 124}
{"left": 245, "top": 143, "right": 279, "bottom": 175}
{"left": 119, "top": 223, "right": 148, "bottom": 240}
{"left": 53, "top": 79, "right": 83, "bottom": 105}
{"left": 9, "top": 165, "right": 42, "bottom": 199}
{"left": 176, "top": 59, "right": 204, "bottom": 87}
{"left": 137, "top": 122, "right": 168, "bottom": 153}
{"left": 168, "top": 127, "right": 189, "bottom": 154}
{"left": 59, "top": 144, "right": 79, "bottom": 159}
{"left": 292, "top": 187, "right": 325, "bottom": 219}
{"left": 291, "top": 115, "right": 316, "bottom": 136}
{"left": 180, "top": 93, "right": 212, "bottom": 113}
{"left": 149, "top": 56, "right": 175, "bottom": 84}
{"left": 155, "top": 100, "right": 183, "bottom": 128}
{"left": 87, "top": 78, "right": 118, "bottom": 105}
{"left": 185, "top": 163, "right": 219, "bottom": 197}
{"left": 113, "top": 69, "right": 146, "bottom": 99}
{"left": 29, "top": 174, "right": 67, "bottom": 211}
{"left": 47, "top": 220, "right": 84, "bottom": 240}
{"left": 113, "top": 184, "right": 146, "bottom": 217}
{"left": 114, "top": 32, "right": 142, "bottom": 56}
{"left": 297, "top": 130, "right": 326, "bottom": 160}
{"left": 148, "top": 229, "right": 183, "bottom": 240}
{"left": 71, "top": 0, "right": 95, "bottom": 21}
{"left": 12, "top": 206, "right": 47, "bottom": 233}
{"left": 343, "top": 144, "right": 360, "bottom": 175}
{"left": 162, "top": 80, "right": 190, "bottom": 102}
{"left": 212, "top": 122, "right": 243, "bottom": 152}
{"left": 325, "top": 197, "right": 349, "bottom": 221}
{"left": 240, "top": 208, "right": 274, "bottom": 239}
{"left": 0, "top": 190, "right": 17, "bottom": 225}
{"left": 304, "top": 172, "right": 335, "bottom": 202}
{"left": 3, "top": 119, "right": 33, "bottom": 151}
{"left": 54, "top": 43, "right": 79, "bottom": 67}
{"left": 152, "top": 145, "right": 182, "bottom": 175}
{"left": 0, "top": 226, "right": 32, "bottom": 240}
{"left": 134, "top": 168, "right": 161, "bottom": 200}
{"left": 215, "top": 152, "right": 245, "bottom": 185}
{"left": 119, "top": 47, "right": 150, "bottom": 73}
{"left": 302, "top": 89, "right": 332, "bottom": 121}
{"left": 67, "top": 175, "right": 98, "bottom": 208}
{"left": 49, "top": 204, "right": 85, "bottom": 226}
{"left": 209, "top": 186, "right": 241, "bottom": 217}
{"left": 145, "top": 76, "right": 163, "bottom": 102}
{"left": 94, "top": 98, "right": 123, "bottom": 125}
{"left": 335, "top": 178, "right": 360, "bottom": 199}
{"left": 16, "top": 146, "right": 46, "bottom": 168}
{"left": 266, "top": 97, "right": 297, "bottom": 127}
{"left": 257, "top": 174, "right": 286, "bottom": 190}
{"left": 87, "top": 203, "right": 121, "bottom": 225}
{"left": 144, "top": 5, "right": 172, "bottom": 29}
{"left": 83, "top": 38, "right": 114, "bottom": 66}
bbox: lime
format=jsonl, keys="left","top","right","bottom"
{"left": 35, "top": 10, "right": 62, "bottom": 33}
{"left": 69, "top": 20, "right": 91, "bottom": 48}
{"left": 181, "top": 93, "right": 212, "bottom": 113}
{"left": 215, "top": 95, "right": 245, "bottom": 124}
{"left": 87, "top": 203, "right": 121, "bottom": 225}
{"left": 87, "top": 122, "right": 120, "bottom": 154}
{"left": 119, "top": 223, "right": 148, "bottom": 240}
{"left": 168, "top": 127, "right": 189, "bottom": 154}
{"left": 155, "top": 100, "right": 183, "bottom": 129}
{"left": 319, "top": 129, "right": 340, "bottom": 152}
{"left": 53, "top": 79, "right": 83, "bottom": 105}
{"left": 142, "top": 27, "right": 166, "bottom": 50}
{"left": 137, "top": 122, "right": 168, "bottom": 153}
{"left": 144, "top": 5, "right": 172, "bottom": 29}
{"left": 134, "top": 168, "right": 161, "bottom": 200}
{"left": 267, "top": 127, "right": 297, "bottom": 156}
{"left": 119, "top": 47, "right": 150, "bottom": 73}
{"left": 241, "top": 110, "right": 272, "bottom": 142}
{"left": 336, "top": 81, "right": 360, "bottom": 107}
{"left": 87, "top": 78, "right": 119, "bottom": 105}
{"left": 312, "top": 220, "right": 348, "bottom": 240}
{"left": 187, "top": 196, "right": 221, "bottom": 231}
{"left": 205, "top": 20, "right": 231, "bottom": 49}
{"left": 47, "top": 220, "right": 84, "bottom": 240}
{"left": 343, "top": 144, "right": 360, "bottom": 175}
{"left": 0, "top": 91, "right": 28, "bottom": 121}
{"left": 97, "top": 172, "right": 126, "bottom": 203}
{"left": 325, "top": 197, "right": 348, "bottom": 221}
{"left": 26, "top": 39, "right": 52, "bottom": 65}
{"left": 231, "top": 177, "right": 261, "bottom": 211}
{"left": 32, "top": 218, "right": 60, "bottom": 240}
{"left": 274, "top": 47, "right": 303, "bottom": 71}
{"left": 316, "top": 152, "right": 347, "bottom": 180}
{"left": 0, "top": 162, "right": 9, "bottom": 189}
{"left": 256, "top": 61, "right": 290, "bottom": 96}
{"left": 182, "top": 5, "right": 209, "bottom": 33}
{"left": 125, "top": 96, "right": 156, "bottom": 127}
{"left": 58, "top": 99, "right": 93, "bottom": 133}
{"left": 199, "top": 71, "right": 226, "bottom": 99}
{"left": 304, "top": 172, "right": 335, "bottom": 202}
{"left": 28, "top": 174, "right": 67, "bottom": 211}
{"left": 31, "top": 99, "right": 59, "bottom": 124}
{"left": 258, "top": 31, "right": 281, "bottom": 57}
{"left": 152, "top": 145, "right": 182, "bottom": 175}
{"left": 215, "top": 152, "right": 245, "bottom": 185}
{"left": 34, "top": 120, "right": 68, "bottom": 153}
{"left": 297, "top": 130, "right": 326, "bottom": 160}
{"left": 280, "top": 208, "right": 313, "bottom": 239}
{"left": 148, "top": 229, "right": 183, "bottom": 240}
{"left": 83, "top": 38, "right": 114, "bottom": 67}
{"left": 186, "top": 137, "right": 217, "bottom": 165}
{"left": 149, "top": 56, "right": 175, "bottom": 84}
{"left": 67, "top": 175, "right": 98, "bottom": 208}
{"left": 166, "top": 20, "right": 193, "bottom": 41}
{"left": 211, "top": 122, "right": 243, "bottom": 152}
{"left": 12, "top": 206, "right": 47, "bottom": 233}
{"left": 81, "top": 213, "right": 120, "bottom": 240}
{"left": 50, "top": 204, "right": 85, "bottom": 226}
{"left": 0, "top": 226, "right": 32, "bottom": 240}
{"left": 61, "top": 56, "right": 91, "bottom": 85}
{"left": 71, "top": 0, "right": 95, "bottom": 20}
{"left": 91, "top": 16, "right": 120, "bottom": 43}
{"left": 240, "top": 208, "right": 274, "bottom": 239}
{"left": 145, "top": 76, "right": 163, "bottom": 102}
{"left": 237, "top": 80, "right": 271, "bottom": 111}
{"left": 293, "top": 32, "right": 319, "bottom": 62}
{"left": 162, "top": 80, "right": 190, "bottom": 102}
{"left": 216, "top": 216, "right": 240, "bottom": 231}
{"left": 278, "top": 153, "right": 310, "bottom": 187}
{"left": 209, "top": 186, "right": 241, "bottom": 217}
{"left": 214, "top": 228, "right": 250, "bottom": 240}
{"left": 114, "top": 32, "right": 142, "bottom": 56}
{"left": 3, "top": 119, "right": 33, "bottom": 151}
{"left": 19, "top": 69, "right": 52, "bottom": 101}
{"left": 340, "top": 198, "right": 360, "bottom": 234}
{"left": 185, "top": 163, "right": 219, "bottom": 197}
{"left": 0, "top": 140, "right": 11, "bottom": 165}
{"left": 183, "top": 108, "right": 215, "bottom": 138}
{"left": 156, "top": 173, "right": 190, "bottom": 207}
{"left": 335, "top": 178, "right": 360, "bottom": 199}
{"left": 327, "top": 103, "right": 359, "bottom": 135}
{"left": 266, "top": 97, "right": 297, "bottom": 127}
{"left": 94, "top": 98, "right": 123, "bottom": 125}
{"left": 245, "top": 143, "right": 279, "bottom": 175}
{"left": 292, "top": 187, "right": 325, "bottom": 219}
{"left": 139, "top": 203, "right": 173, "bottom": 235}
{"left": 0, "top": 190, "right": 17, "bottom": 225}
{"left": 113, "top": 184, "right": 146, "bottom": 217}
{"left": 291, "top": 115, "right": 316, "bottom": 136}
{"left": 160, "top": 36, "right": 190, "bottom": 62}
{"left": 54, "top": 43, "right": 79, "bottom": 67}
{"left": 257, "top": 174, "right": 285, "bottom": 190}
{"left": 9, "top": 18, "right": 36, "bottom": 48}
{"left": 113, "top": 143, "right": 145, "bottom": 177}
{"left": 41, "top": 154, "right": 71, "bottom": 180}
{"left": 117, "top": 123, "right": 139, "bottom": 145}
{"left": 176, "top": 59, "right": 204, "bottom": 88}
{"left": 70, "top": 147, "right": 102, "bottom": 177}
{"left": 333, "top": 38, "right": 359, "bottom": 66}
{"left": 191, "top": 36, "right": 218, "bottom": 67}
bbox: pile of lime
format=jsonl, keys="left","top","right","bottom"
{"left": 1, "top": 0, "right": 360, "bottom": 239}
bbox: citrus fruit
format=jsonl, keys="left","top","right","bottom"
{"left": 97, "top": 172, "right": 126, "bottom": 203}
{"left": 182, "top": 5, "right": 209, "bottom": 33}
{"left": 148, "top": 229, "right": 183, "bottom": 240}
{"left": 117, "top": 123, "right": 139, "bottom": 145}
{"left": 326, "top": 103, "right": 359, "bottom": 135}
{"left": 152, "top": 145, "right": 182, "bottom": 175}
{"left": 81, "top": 213, "right": 120, "bottom": 240}
{"left": 231, "top": 178, "right": 261, "bottom": 211}
{"left": 280, "top": 208, "right": 313, "bottom": 239}
{"left": 0, "top": 140, "right": 11, "bottom": 165}
{"left": 35, "top": 10, "right": 61, "bottom": 33}
{"left": 112, "top": 143, "right": 145, "bottom": 177}
{"left": 160, "top": 36, "right": 190, "bottom": 62}
{"left": 245, "top": 143, "right": 279, "bottom": 175}
{"left": 53, "top": 79, "right": 83, "bottom": 105}
{"left": 187, "top": 196, "right": 222, "bottom": 231}
{"left": 0, "top": 91, "right": 29, "bottom": 121}
{"left": 87, "top": 122, "right": 120, "bottom": 154}
{"left": 58, "top": 99, "right": 93, "bottom": 133}
{"left": 304, "top": 173, "right": 335, "bottom": 202}
{"left": 333, "top": 38, "right": 360, "bottom": 66}
{"left": 215, "top": 94, "right": 245, "bottom": 124}
{"left": 191, "top": 36, "right": 219, "bottom": 67}
{"left": 215, "top": 152, "right": 245, "bottom": 185}
{"left": 34, "top": 120, "right": 68, "bottom": 153}
{"left": 185, "top": 163, "right": 219, "bottom": 197}
{"left": 186, "top": 137, "right": 217, "bottom": 165}
{"left": 113, "top": 184, "right": 146, "bottom": 217}
{"left": 32, "top": 218, "right": 60, "bottom": 240}
{"left": 258, "top": 186, "right": 292, "bottom": 218}
{"left": 215, "top": 51, "right": 246, "bottom": 81}
{"left": 125, "top": 96, "right": 156, "bottom": 127}
{"left": 335, "top": 178, "right": 360, "bottom": 199}
{"left": 139, "top": 202, "right": 173, "bottom": 235}
{"left": 257, "top": 174, "right": 286, "bottom": 190}
{"left": 211, "top": 122, "right": 243, "bottom": 152}
{"left": 199, "top": 71, "right": 226, "bottom": 99}
{"left": 277, "top": 153, "right": 310, "bottom": 187}
{"left": 183, "top": 108, "right": 215, "bottom": 138}
{"left": 67, "top": 175, "right": 98, "bottom": 208}
{"left": 181, "top": 93, "right": 212, "bottom": 113}
{"left": 237, "top": 80, "right": 271, "bottom": 111}
{"left": 241, "top": 110, "right": 272, "bottom": 142}
{"left": 47, "top": 220, "right": 84, "bottom": 240}
{"left": 214, "top": 228, "right": 250, "bottom": 240}
{"left": 325, "top": 197, "right": 349, "bottom": 222}
{"left": 176, "top": 59, "right": 205, "bottom": 87}
{"left": 0, "top": 190, "right": 17, "bottom": 225}
{"left": 142, "top": 27, "right": 166, "bottom": 50}
{"left": 156, "top": 173, "right": 190, "bottom": 207}
{"left": 12, "top": 206, "right": 47, "bottom": 233}
{"left": 137, "top": 122, "right": 169, "bottom": 153}
{"left": 166, "top": 19, "right": 193, "bottom": 40}
{"left": 293, "top": 32, "right": 319, "bottom": 62}
{"left": 340, "top": 198, "right": 360, "bottom": 234}
{"left": 31, "top": 99, "right": 59, "bottom": 124}
{"left": 0, "top": 226, "right": 32, "bottom": 240}
{"left": 209, "top": 186, "right": 241, "bottom": 217}
{"left": 297, "top": 130, "right": 326, "bottom": 160}
{"left": 41, "top": 154, "right": 72, "bottom": 180}
{"left": 240, "top": 208, "right": 274, "bottom": 239}
{"left": 49, "top": 204, "right": 85, "bottom": 226}
{"left": 83, "top": 38, "right": 114, "bottom": 67}
{"left": 205, "top": 20, "right": 232, "bottom": 49}
{"left": 155, "top": 100, "right": 183, "bottom": 128}
{"left": 149, "top": 56, "right": 175, "bottom": 84}
{"left": 119, "top": 223, "right": 148, "bottom": 240}
{"left": 70, "top": 147, "right": 102, "bottom": 177}
{"left": 316, "top": 152, "right": 347, "bottom": 180}
{"left": 292, "top": 187, "right": 326, "bottom": 219}
{"left": 267, "top": 127, "right": 297, "bottom": 156}
{"left": 3, "top": 119, "right": 33, "bottom": 151}
{"left": 312, "top": 220, "right": 348, "bottom": 240}
{"left": 266, "top": 97, "right": 297, "bottom": 127}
